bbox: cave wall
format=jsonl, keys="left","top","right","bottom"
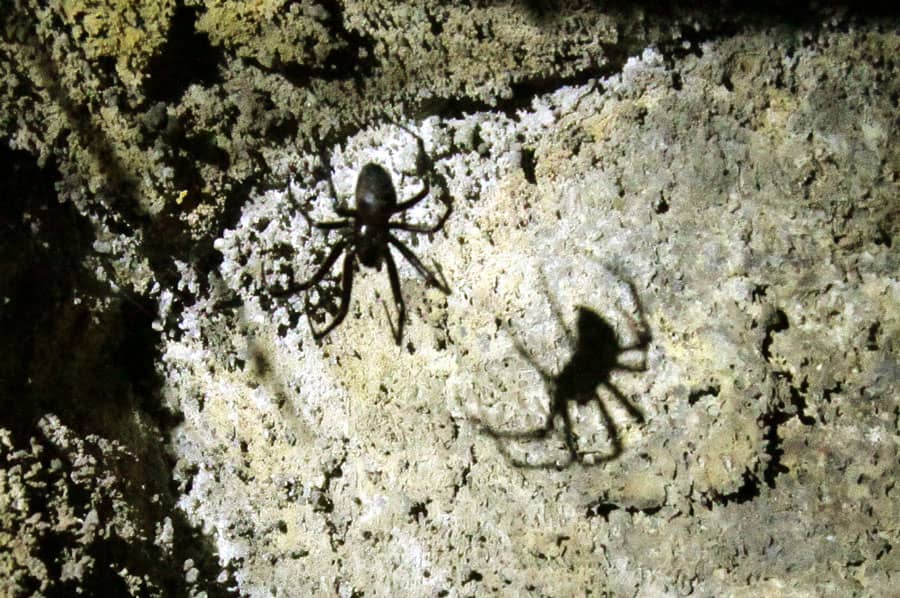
{"left": 1, "top": 2, "right": 897, "bottom": 595}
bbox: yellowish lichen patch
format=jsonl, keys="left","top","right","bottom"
{"left": 61, "top": 0, "right": 176, "bottom": 91}
{"left": 192, "top": 0, "right": 341, "bottom": 68}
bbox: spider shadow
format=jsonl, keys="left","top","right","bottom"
{"left": 476, "top": 268, "right": 651, "bottom": 469}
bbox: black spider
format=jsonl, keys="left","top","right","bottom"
{"left": 272, "top": 137, "right": 451, "bottom": 344}
{"left": 475, "top": 269, "right": 651, "bottom": 468}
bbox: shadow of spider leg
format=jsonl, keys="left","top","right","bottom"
{"left": 475, "top": 341, "right": 574, "bottom": 469}
{"left": 476, "top": 268, "right": 651, "bottom": 468}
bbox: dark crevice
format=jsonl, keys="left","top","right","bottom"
{"left": 427, "top": 11, "right": 444, "bottom": 36}
{"left": 873, "top": 224, "right": 892, "bottom": 247}
{"left": 751, "top": 284, "right": 769, "bottom": 303}
{"left": 654, "top": 195, "right": 670, "bottom": 214}
{"left": 761, "top": 308, "right": 789, "bottom": 362}
{"left": 585, "top": 500, "right": 662, "bottom": 519}
{"left": 408, "top": 500, "right": 430, "bottom": 523}
{"left": 452, "top": 449, "right": 474, "bottom": 500}
{"left": 321, "top": 449, "right": 347, "bottom": 491}
{"left": 760, "top": 406, "right": 791, "bottom": 488}
{"left": 414, "top": 60, "right": 613, "bottom": 123}
{"left": 700, "top": 399, "right": 795, "bottom": 508}
{"left": 1, "top": 145, "right": 95, "bottom": 440}
{"left": 586, "top": 500, "right": 619, "bottom": 520}
{"left": 703, "top": 471, "right": 760, "bottom": 508}
{"left": 785, "top": 376, "right": 816, "bottom": 426}
{"left": 866, "top": 321, "right": 881, "bottom": 350}
{"left": 822, "top": 382, "right": 844, "bottom": 403}
{"left": 316, "top": 448, "right": 348, "bottom": 551}
{"left": 520, "top": 147, "right": 537, "bottom": 184}
{"left": 251, "top": 0, "right": 377, "bottom": 87}
{"left": 688, "top": 384, "right": 720, "bottom": 406}
{"left": 627, "top": 504, "right": 663, "bottom": 516}
{"left": 144, "top": 3, "right": 224, "bottom": 103}
{"left": 720, "top": 72, "right": 735, "bottom": 91}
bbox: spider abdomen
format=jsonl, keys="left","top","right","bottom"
{"left": 355, "top": 163, "right": 397, "bottom": 222}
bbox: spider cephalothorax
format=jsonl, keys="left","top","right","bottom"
{"left": 272, "top": 137, "right": 451, "bottom": 345}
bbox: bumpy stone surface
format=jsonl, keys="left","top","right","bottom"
{"left": 1, "top": 2, "right": 897, "bottom": 595}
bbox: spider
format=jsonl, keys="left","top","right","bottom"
{"left": 474, "top": 268, "right": 651, "bottom": 468}
{"left": 271, "top": 135, "right": 451, "bottom": 345}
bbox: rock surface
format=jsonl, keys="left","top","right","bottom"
{"left": 1, "top": 2, "right": 897, "bottom": 596}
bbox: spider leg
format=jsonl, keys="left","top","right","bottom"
{"left": 381, "top": 300, "right": 399, "bottom": 345}
{"left": 312, "top": 219, "right": 352, "bottom": 230}
{"left": 614, "top": 361, "right": 646, "bottom": 373}
{"left": 475, "top": 407, "right": 575, "bottom": 470}
{"left": 270, "top": 238, "right": 349, "bottom": 297}
{"left": 286, "top": 184, "right": 351, "bottom": 232}
{"left": 621, "top": 338, "right": 650, "bottom": 354}
{"left": 597, "top": 266, "right": 650, "bottom": 369}
{"left": 387, "top": 234, "right": 450, "bottom": 294}
{"left": 294, "top": 202, "right": 352, "bottom": 231}
{"left": 498, "top": 309, "right": 556, "bottom": 384}
{"left": 617, "top": 320, "right": 649, "bottom": 369}
{"left": 605, "top": 268, "right": 652, "bottom": 348}
{"left": 308, "top": 249, "right": 356, "bottom": 339}
{"left": 495, "top": 436, "right": 573, "bottom": 470}
{"left": 384, "top": 249, "right": 406, "bottom": 345}
{"left": 475, "top": 373, "right": 560, "bottom": 442}
{"left": 477, "top": 411, "right": 554, "bottom": 441}
{"left": 509, "top": 336, "right": 554, "bottom": 383}
{"left": 390, "top": 123, "right": 435, "bottom": 213}
{"left": 392, "top": 177, "right": 430, "bottom": 212}
{"left": 537, "top": 267, "right": 576, "bottom": 347}
{"left": 388, "top": 199, "right": 452, "bottom": 234}
{"left": 388, "top": 123, "right": 455, "bottom": 237}
{"left": 602, "top": 381, "right": 645, "bottom": 424}
{"left": 620, "top": 317, "right": 651, "bottom": 350}
{"left": 560, "top": 402, "right": 579, "bottom": 460}
{"left": 314, "top": 144, "right": 356, "bottom": 218}
{"left": 578, "top": 391, "right": 624, "bottom": 463}
{"left": 489, "top": 436, "right": 572, "bottom": 469}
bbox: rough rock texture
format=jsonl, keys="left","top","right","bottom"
{"left": 1, "top": 2, "right": 897, "bottom": 596}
